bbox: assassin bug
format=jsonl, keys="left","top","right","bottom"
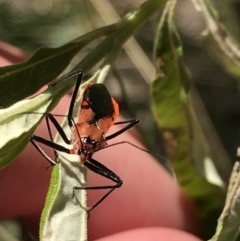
{"left": 30, "top": 71, "right": 139, "bottom": 211}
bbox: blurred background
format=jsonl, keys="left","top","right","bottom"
{"left": 1, "top": 0, "right": 240, "bottom": 182}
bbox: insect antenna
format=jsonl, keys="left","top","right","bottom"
{"left": 98, "top": 141, "right": 174, "bottom": 176}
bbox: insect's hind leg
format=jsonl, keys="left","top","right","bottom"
{"left": 73, "top": 158, "right": 122, "bottom": 212}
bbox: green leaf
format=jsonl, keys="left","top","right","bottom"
{"left": 40, "top": 91, "right": 87, "bottom": 240}
{"left": 40, "top": 161, "right": 87, "bottom": 241}
{"left": 0, "top": 1, "right": 173, "bottom": 240}
{"left": 0, "top": 0, "right": 169, "bottom": 168}
{"left": 38, "top": 2, "right": 171, "bottom": 238}
{"left": 0, "top": 77, "right": 74, "bottom": 168}
{"left": 0, "top": 25, "right": 117, "bottom": 168}
{"left": 209, "top": 162, "right": 240, "bottom": 241}
{"left": 193, "top": 0, "right": 240, "bottom": 79}
{"left": 0, "top": 74, "right": 88, "bottom": 240}
{"left": 151, "top": 1, "right": 224, "bottom": 239}
{"left": 73, "top": 0, "right": 168, "bottom": 75}
{"left": 0, "top": 25, "right": 116, "bottom": 108}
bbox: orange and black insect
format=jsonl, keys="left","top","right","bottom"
{"left": 30, "top": 71, "right": 139, "bottom": 211}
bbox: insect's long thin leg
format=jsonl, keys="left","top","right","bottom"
{"left": 46, "top": 113, "right": 71, "bottom": 144}
{"left": 31, "top": 135, "right": 71, "bottom": 153}
{"left": 45, "top": 114, "right": 58, "bottom": 159}
{"left": 67, "top": 71, "right": 83, "bottom": 128}
{"left": 106, "top": 118, "right": 139, "bottom": 141}
{"left": 86, "top": 188, "right": 116, "bottom": 212}
{"left": 30, "top": 139, "right": 56, "bottom": 166}
{"left": 30, "top": 135, "right": 71, "bottom": 165}
{"left": 31, "top": 71, "right": 84, "bottom": 165}
{"left": 29, "top": 108, "right": 70, "bottom": 166}
{"left": 74, "top": 158, "right": 122, "bottom": 212}
{"left": 45, "top": 113, "right": 71, "bottom": 160}
{"left": 48, "top": 69, "right": 83, "bottom": 128}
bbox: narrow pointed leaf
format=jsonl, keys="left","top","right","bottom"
{"left": 40, "top": 92, "right": 87, "bottom": 240}
{"left": 193, "top": 0, "right": 240, "bottom": 79}
{"left": 151, "top": 1, "right": 224, "bottom": 238}
{"left": 0, "top": 25, "right": 116, "bottom": 107}
{"left": 0, "top": 77, "right": 74, "bottom": 168}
